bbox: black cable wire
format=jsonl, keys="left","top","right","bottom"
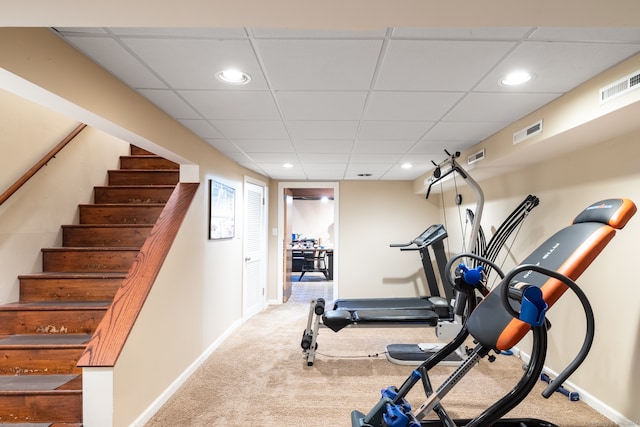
{"left": 313, "top": 351, "right": 388, "bottom": 359}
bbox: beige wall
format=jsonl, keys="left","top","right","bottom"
{"left": 291, "top": 199, "right": 335, "bottom": 247}
{"left": 0, "top": 88, "right": 129, "bottom": 303}
{"left": 338, "top": 180, "right": 441, "bottom": 299}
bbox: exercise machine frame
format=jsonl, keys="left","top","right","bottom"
{"left": 350, "top": 198, "right": 636, "bottom": 427}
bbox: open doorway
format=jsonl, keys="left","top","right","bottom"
{"left": 277, "top": 182, "right": 339, "bottom": 304}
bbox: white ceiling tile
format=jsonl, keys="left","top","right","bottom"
{"left": 365, "top": 91, "right": 463, "bottom": 121}
{"left": 222, "top": 152, "right": 254, "bottom": 163}
{"left": 179, "top": 90, "right": 281, "bottom": 120}
{"left": 138, "top": 89, "right": 200, "bottom": 119}
{"left": 111, "top": 28, "right": 248, "bottom": 38}
{"left": 55, "top": 28, "right": 110, "bottom": 35}
{"left": 302, "top": 164, "right": 348, "bottom": 172}
{"left": 276, "top": 91, "right": 368, "bottom": 120}
{"left": 445, "top": 92, "right": 558, "bottom": 123}
{"left": 234, "top": 140, "right": 295, "bottom": 153}
{"left": 423, "top": 121, "right": 510, "bottom": 141}
{"left": 305, "top": 172, "right": 346, "bottom": 180}
{"left": 62, "top": 36, "right": 166, "bottom": 89}
{"left": 256, "top": 164, "right": 306, "bottom": 179}
{"left": 293, "top": 140, "right": 354, "bottom": 153}
{"left": 245, "top": 152, "right": 299, "bottom": 163}
{"left": 357, "top": 121, "right": 434, "bottom": 140}
{"left": 257, "top": 39, "right": 383, "bottom": 90}
{"left": 210, "top": 120, "right": 289, "bottom": 139}
{"left": 121, "top": 38, "right": 268, "bottom": 90}
{"left": 304, "top": 167, "right": 347, "bottom": 180}
{"left": 392, "top": 27, "right": 533, "bottom": 40}
{"left": 204, "top": 139, "right": 240, "bottom": 153}
{"left": 344, "top": 164, "right": 388, "bottom": 179}
{"left": 400, "top": 153, "right": 445, "bottom": 163}
{"left": 288, "top": 121, "right": 359, "bottom": 140}
{"left": 477, "top": 41, "right": 640, "bottom": 93}
{"left": 349, "top": 153, "right": 403, "bottom": 163}
{"left": 178, "top": 119, "right": 225, "bottom": 138}
{"left": 381, "top": 165, "right": 431, "bottom": 180}
{"left": 298, "top": 153, "right": 350, "bottom": 163}
{"left": 375, "top": 40, "right": 516, "bottom": 91}
{"left": 251, "top": 28, "right": 387, "bottom": 39}
{"left": 410, "top": 140, "right": 472, "bottom": 155}
{"left": 354, "top": 140, "right": 415, "bottom": 153}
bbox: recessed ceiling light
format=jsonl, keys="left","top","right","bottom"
{"left": 217, "top": 69, "right": 251, "bottom": 85}
{"left": 500, "top": 71, "right": 533, "bottom": 86}
{"left": 401, "top": 163, "right": 413, "bottom": 169}
{"left": 283, "top": 163, "right": 293, "bottom": 168}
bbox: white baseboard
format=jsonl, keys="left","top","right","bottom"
{"left": 518, "top": 348, "right": 639, "bottom": 427}
{"left": 130, "top": 318, "right": 243, "bottom": 427}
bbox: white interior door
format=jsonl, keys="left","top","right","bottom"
{"left": 243, "top": 180, "right": 266, "bottom": 319}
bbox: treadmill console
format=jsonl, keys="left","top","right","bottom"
{"left": 413, "top": 224, "right": 447, "bottom": 247}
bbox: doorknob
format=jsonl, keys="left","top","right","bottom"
{"left": 245, "top": 257, "right": 251, "bottom": 262}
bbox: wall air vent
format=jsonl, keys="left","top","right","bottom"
{"left": 513, "top": 120, "right": 542, "bottom": 145}
{"left": 600, "top": 69, "right": 640, "bottom": 104}
{"left": 467, "top": 148, "right": 485, "bottom": 165}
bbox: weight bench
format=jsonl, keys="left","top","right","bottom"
{"left": 351, "top": 198, "right": 636, "bottom": 427}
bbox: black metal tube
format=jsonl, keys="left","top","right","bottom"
{"left": 466, "top": 325, "right": 548, "bottom": 427}
{"left": 498, "top": 264, "right": 596, "bottom": 399}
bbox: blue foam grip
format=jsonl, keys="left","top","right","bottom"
{"left": 458, "top": 263, "right": 483, "bottom": 286}
{"left": 520, "top": 286, "right": 548, "bottom": 327}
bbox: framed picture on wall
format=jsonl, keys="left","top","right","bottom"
{"left": 209, "top": 180, "right": 235, "bottom": 240}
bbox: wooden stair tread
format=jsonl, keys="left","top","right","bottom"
{"left": 107, "top": 168, "right": 178, "bottom": 172}
{"left": 42, "top": 246, "right": 141, "bottom": 251}
{"left": 78, "top": 203, "right": 167, "bottom": 207}
{"left": 0, "top": 374, "right": 80, "bottom": 392}
{"left": 0, "top": 423, "right": 56, "bottom": 427}
{"left": 61, "top": 224, "right": 154, "bottom": 228}
{"left": 0, "top": 301, "right": 110, "bottom": 310}
{"left": 0, "top": 334, "right": 91, "bottom": 346}
{"left": 94, "top": 184, "right": 176, "bottom": 189}
{"left": 19, "top": 272, "right": 127, "bottom": 279}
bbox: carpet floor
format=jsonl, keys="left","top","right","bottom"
{"left": 145, "top": 281, "right": 616, "bottom": 426}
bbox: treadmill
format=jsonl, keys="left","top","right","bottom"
{"left": 302, "top": 151, "right": 538, "bottom": 366}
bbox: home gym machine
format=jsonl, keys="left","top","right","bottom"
{"left": 350, "top": 198, "right": 636, "bottom": 427}
{"left": 301, "top": 151, "right": 538, "bottom": 366}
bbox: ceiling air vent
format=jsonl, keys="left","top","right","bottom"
{"left": 600, "top": 69, "right": 640, "bottom": 104}
{"left": 468, "top": 148, "right": 485, "bottom": 165}
{"left": 513, "top": 120, "right": 542, "bottom": 145}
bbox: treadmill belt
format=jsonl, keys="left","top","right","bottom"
{"left": 333, "top": 297, "right": 433, "bottom": 311}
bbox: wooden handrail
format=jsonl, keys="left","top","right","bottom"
{"left": 0, "top": 123, "right": 87, "bottom": 207}
{"left": 78, "top": 182, "right": 199, "bottom": 367}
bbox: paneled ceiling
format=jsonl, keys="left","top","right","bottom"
{"left": 53, "top": 27, "right": 640, "bottom": 180}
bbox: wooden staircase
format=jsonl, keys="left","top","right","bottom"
{"left": 0, "top": 145, "right": 179, "bottom": 425}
